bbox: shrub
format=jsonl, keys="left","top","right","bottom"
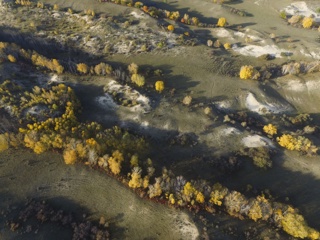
{"left": 77, "top": 63, "right": 89, "bottom": 74}
{"left": 7, "top": 55, "right": 17, "bottom": 63}
{"left": 195, "top": 192, "right": 205, "bottom": 203}
{"left": 239, "top": 65, "right": 254, "bottom": 79}
{"left": 0, "top": 134, "right": 9, "bottom": 152}
{"left": 63, "top": 149, "right": 77, "bottom": 165}
{"left": 131, "top": 74, "right": 145, "bottom": 87}
{"left": 128, "top": 63, "right": 139, "bottom": 74}
{"left": 107, "top": 150, "right": 124, "bottom": 175}
{"left": 167, "top": 25, "right": 174, "bottom": 31}
{"left": 53, "top": 4, "right": 59, "bottom": 11}
{"left": 263, "top": 124, "right": 277, "bottom": 135}
{"left": 281, "top": 212, "right": 309, "bottom": 239}
{"left": 37, "top": 2, "right": 44, "bottom": 8}
{"left": 302, "top": 17, "right": 314, "bottom": 29}
{"left": 277, "top": 134, "right": 318, "bottom": 154}
{"left": 217, "top": 17, "right": 227, "bottom": 27}
{"left": 224, "top": 43, "right": 231, "bottom": 50}
{"left": 155, "top": 81, "right": 164, "bottom": 93}
{"left": 128, "top": 167, "right": 143, "bottom": 188}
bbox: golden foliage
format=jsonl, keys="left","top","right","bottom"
{"left": 76, "top": 142, "right": 87, "bottom": 158}
{"left": 263, "top": 124, "right": 277, "bottom": 135}
{"left": 217, "top": 17, "right": 227, "bottom": 27}
{"left": 155, "top": 81, "right": 164, "bottom": 93}
{"left": 15, "top": 0, "right": 31, "bottom": 6}
{"left": 183, "top": 182, "right": 196, "bottom": 199}
{"left": 277, "top": 134, "right": 318, "bottom": 153}
{"left": 128, "top": 167, "right": 143, "bottom": 188}
{"left": 281, "top": 213, "right": 309, "bottom": 239}
{"left": 131, "top": 74, "right": 145, "bottom": 87}
{"left": 239, "top": 65, "right": 254, "bottom": 79}
{"left": 77, "top": 63, "right": 89, "bottom": 74}
{"left": 223, "top": 43, "right": 231, "bottom": 50}
{"left": 33, "top": 141, "right": 47, "bottom": 154}
{"left": 130, "top": 154, "right": 139, "bottom": 167}
{"left": 167, "top": 25, "right": 175, "bottom": 31}
{"left": 128, "top": 63, "right": 139, "bottom": 75}
{"left": 107, "top": 150, "right": 124, "bottom": 175}
{"left": 248, "top": 199, "right": 262, "bottom": 222}
{"left": 302, "top": 17, "right": 314, "bottom": 29}
{"left": 37, "top": 2, "right": 44, "bottom": 8}
{"left": 209, "top": 183, "right": 228, "bottom": 206}
{"left": 7, "top": 55, "right": 17, "bottom": 63}
{"left": 0, "top": 134, "right": 9, "bottom": 152}
{"left": 195, "top": 192, "right": 205, "bottom": 204}
{"left": 63, "top": 149, "right": 77, "bottom": 165}
{"left": 53, "top": 4, "right": 59, "bottom": 11}
{"left": 168, "top": 193, "right": 175, "bottom": 204}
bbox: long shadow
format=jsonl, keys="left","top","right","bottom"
{"left": 0, "top": 196, "right": 125, "bottom": 240}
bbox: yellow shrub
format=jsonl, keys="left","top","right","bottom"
{"left": 108, "top": 150, "right": 124, "bottom": 175}
{"left": 168, "top": 193, "right": 175, "bottom": 204}
{"left": 63, "top": 149, "right": 77, "bottom": 165}
{"left": 248, "top": 200, "right": 262, "bottom": 222}
{"left": 0, "top": 134, "right": 9, "bottom": 152}
{"left": 281, "top": 213, "right": 309, "bottom": 239}
{"left": 128, "top": 167, "right": 143, "bottom": 188}
{"left": 309, "top": 229, "right": 320, "bottom": 240}
{"left": 128, "top": 63, "right": 139, "bottom": 74}
{"left": 155, "top": 81, "right": 164, "bottom": 93}
{"left": 77, "top": 63, "right": 89, "bottom": 74}
{"left": 130, "top": 154, "right": 139, "bottom": 167}
{"left": 53, "top": 4, "right": 59, "bottom": 11}
{"left": 209, "top": 183, "right": 228, "bottom": 206}
{"left": 239, "top": 65, "right": 254, "bottom": 79}
{"left": 33, "top": 141, "right": 47, "bottom": 154}
{"left": 263, "top": 124, "right": 277, "bottom": 135}
{"left": 183, "top": 182, "right": 196, "bottom": 198}
{"left": 167, "top": 25, "right": 175, "bottom": 31}
{"left": 131, "top": 74, "right": 145, "bottom": 87}
{"left": 223, "top": 43, "right": 231, "bottom": 50}
{"left": 302, "top": 17, "right": 314, "bottom": 29}
{"left": 7, "top": 54, "right": 17, "bottom": 63}
{"left": 195, "top": 192, "right": 205, "bottom": 203}
{"left": 217, "top": 17, "right": 227, "bottom": 27}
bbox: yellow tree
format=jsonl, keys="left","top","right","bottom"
{"left": 155, "top": 81, "right": 164, "bottom": 93}
{"left": 217, "top": 17, "right": 227, "bottom": 27}
{"left": 77, "top": 63, "right": 89, "bottom": 74}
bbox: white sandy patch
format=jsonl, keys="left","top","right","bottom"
{"left": 233, "top": 44, "right": 287, "bottom": 58}
{"left": 211, "top": 28, "right": 232, "bottom": 38}
{"left": 245, "top": 92, "right": 289, "bottom": 114}
{"left": 300, "top": 49, "right": 320, "bottom": 60}
{"left": 172, "top": 212, "right": 199, "bottom": 240}
{"left": 233, "top": 31, "right": 263, "bottom": 42}
{"left": 242, "top": 135, "right": 274, "bottom": 148}
{"left": 283, "top": 1, "right": 320, "bottom": 22}
{"left": 214, "top": 100, "right": 232, "bottom": 110}
{"left": 286, "top": 80, "right": 306, "bottom": 92}
{"left": 281, "top": 79, "right": 320, "bottom": 92}
{"left": 104, "top": 80, "right": 151, "bottom": 113}
{"left": 130, "top": 11, "right": 148, "bottom": 19}
{"left": 222, "top": 127, "right": 241, "bottom": 136}
{"left": 48, "top": 74, "right": 61, "bottom": 84}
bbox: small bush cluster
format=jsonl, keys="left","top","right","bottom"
{"left": 277, "top": 134, "right": 318, "bottom": 154}
{"left": 239, "top": 65, "right": 254, "bottom": 79}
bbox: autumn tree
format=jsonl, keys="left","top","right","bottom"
{"left": 77, "top": 63, "right": 89, "bottom": 74}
